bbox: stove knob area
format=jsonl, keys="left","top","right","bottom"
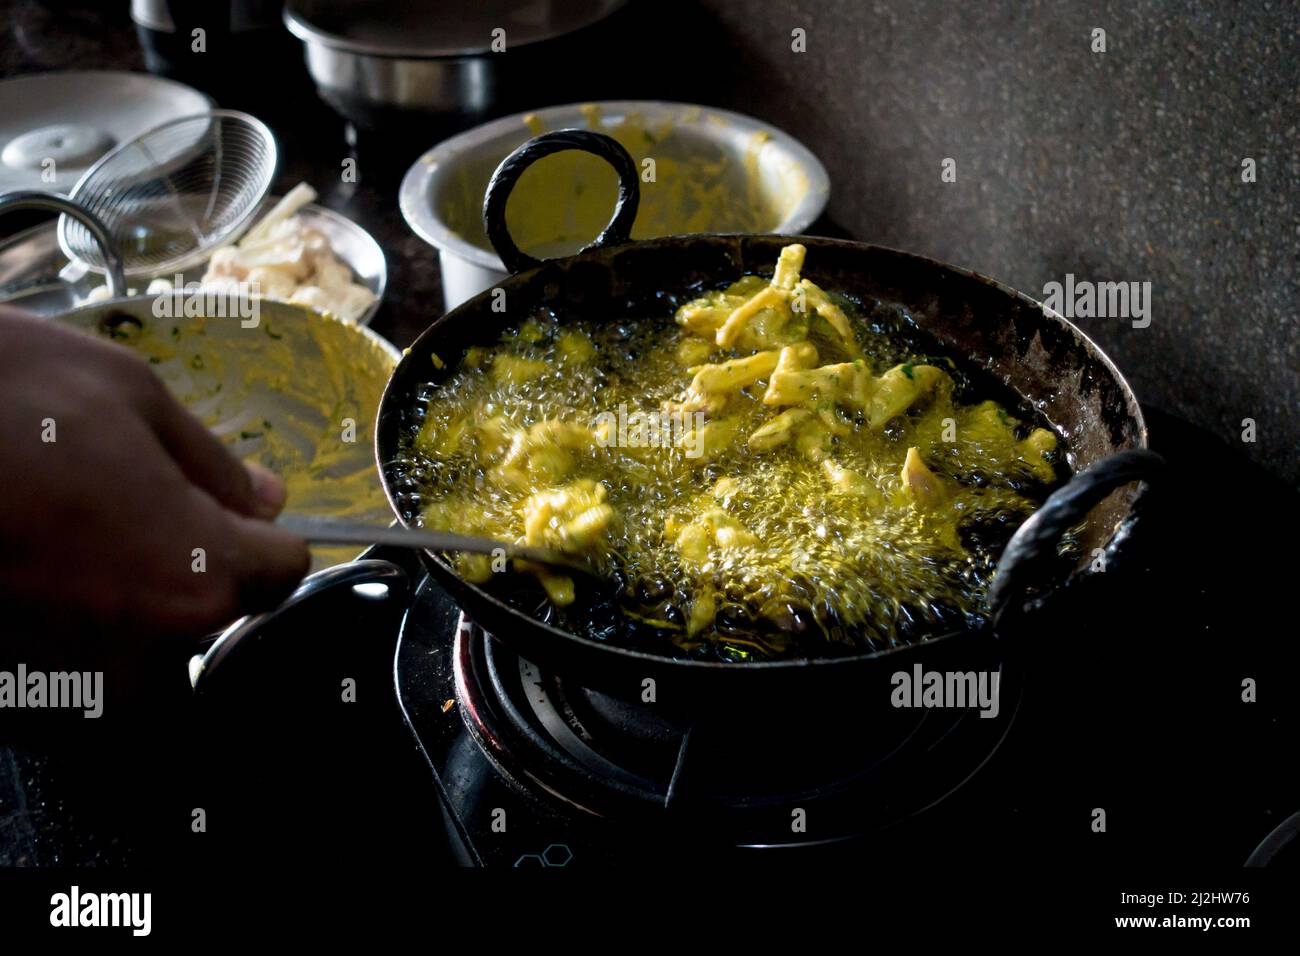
{"left": 513, "top": 844, "right": 573, "bottom": 868}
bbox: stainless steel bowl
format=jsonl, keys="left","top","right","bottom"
{"left": 283, "top": 0, "right": 627, "bottom": 129}
{"left": 400, "top": 101, "right": 831, "bottom": 310}
{"left": 58, "top": 296, "right": 400, "bottom": 572}
{"left": 289, "top": 202, "right": 387, "bottom": 325}
{"left": 0, "top": 200, "right": 387, "bottom": 326}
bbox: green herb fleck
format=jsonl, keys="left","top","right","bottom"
{"left": 901, "top": 362, "right": 915, "bottom": 380}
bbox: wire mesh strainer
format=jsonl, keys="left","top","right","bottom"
{"left": 57, "top": 109, "right": 277, "bottom": 279}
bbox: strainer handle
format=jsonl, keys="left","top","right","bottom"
{"left": 0, "top": 191, "right": 126, "bottom": 298}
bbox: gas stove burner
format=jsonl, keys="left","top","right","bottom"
{"left": 395, "top": 573, "right": 1023, "bottom": 858}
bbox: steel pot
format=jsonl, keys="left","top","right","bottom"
{"left": 284, "top": 0, "right": 628, "bottom": 131}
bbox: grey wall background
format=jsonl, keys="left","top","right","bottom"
{"left": 683, "top": 0, "right": 1297, "bottom": 483}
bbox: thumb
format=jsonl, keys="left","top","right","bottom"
{"left": 225, "top": 512, "right": 312, "bottom": 614}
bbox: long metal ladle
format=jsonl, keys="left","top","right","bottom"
{"left": 275, "top": 513, "right": 603, "bottom": 581}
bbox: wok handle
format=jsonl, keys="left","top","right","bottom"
{"left": 0, "top": 190, "right": 127, "bottom": 297}
{"left": 988, "top": 448, "right": 1166, "bottom": 626}
{"left": 189, "top": 558, "right": 409, "bottom": 693}
{"left": 482, "top": 129, "right": 641, "bottom": 275}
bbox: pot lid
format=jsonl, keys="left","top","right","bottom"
{"left": 0, "top": 71, "right": 212, "bottom": 195}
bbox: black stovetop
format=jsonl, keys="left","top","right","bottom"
{"left": 2, "top": 407, "right": 1294, "bottom": 871}
{"left": 395, "top": 577, "right": 1028, "bottom": 865}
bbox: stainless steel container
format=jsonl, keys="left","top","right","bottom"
{"left": 283, "top": 0, "right": 627, "bottom": 129}
{"left": 400, "top": 101, "right": 831, "bottom": 310}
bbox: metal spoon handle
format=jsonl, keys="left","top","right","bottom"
{"left": 276, "top": 514, "right": 593, "bottom": 575}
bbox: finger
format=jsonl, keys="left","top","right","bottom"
{"left": 225, "top": 513, "right": 312, "bottom": 613}
{"left": 0, "top": 303, "right": 39, "bottom": 322}
{"left": 140, "top": 383, "right": 285, "bottom": 519}
{"left": 244, "top": 460, "right": 289, "bottom": 515}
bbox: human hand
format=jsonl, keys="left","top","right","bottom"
{"left": 0, "top": 306, "right": 310, "bottom": 651}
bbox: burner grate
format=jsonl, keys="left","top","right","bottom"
{"left": 442, "top": 610, "right": 1020, "bottom": 845}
